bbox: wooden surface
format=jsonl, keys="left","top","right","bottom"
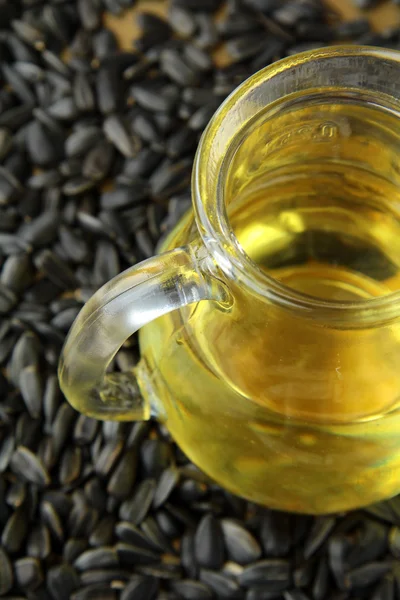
{"left": 104, "top": 0, "right": 400, "bottom": 54}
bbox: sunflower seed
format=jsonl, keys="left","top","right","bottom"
{"left": 71, "top": 584, "right": 118, "bottom": 600}
{"left": 95, "top": 439, "right": 124, "bottom": 478}
{"left": 14, "top": 556, "right": 43, "bottom": 590}
{"left": 78, "top": 0, "right": 102, "bottom": 31}
{"left": 131, "top": 83, "right": 180, "bottom": 112}
{"left": 27, "top": 524, "right": 51, "bottom": 560}
{"left": 161, "top": 48, "right": 200, "bottom": 87}
{"left": 89, "top": 515, "right": 115, "bottom": 548}
{"left": 19, "top": 365, "right": 43, "bottom": 419}
{"left": 48, "top": 96, "right": 78, "bottom": 120}
{"left": 119, "top": 478, "right": 156, "bottom": 525}
{"left": 96, "top": 66, "right": 122, "bottom": 115}
{"left": 304, "top": 517, "right": 336, "bottom": 559}
{"left": 3, "top": 63, "right": 36, "bottom": 105}
{"left": 119, "top": 576, "right": 158, "bottom": 600}
{"left": 312, "top": 557, "right": 330, "bottom": 600}
{"left": 103, "top": 115, "right": 141, "bottom": 158}
{"left": 34, "top": 250, "right": 78, "bottom": 290}
{"left": 2, "top": 505, "right": 28, "bottom": 553}
{"left": 47, "top": 564, "right": 80, "bottom": 600}
{"left": 73, "top": 72, "right": 96, "bottom": 112}
{"left": 92, "top": 28, "right": 118, "bottom": 59}
{"left": 221, "top": 519, "right": 262, "bottom": 565}
{"left": 0, "top": 282, "right": 17, "bottom": 313}
{"left": 11, "top": 446, "right": 50, "bottom": 486}
{"left": 100, "top": 184, "right": 147, "bottom": 210}
{"left": 200, "top": 569, "right": 242, "bottom": 598}
{"left": 153, "top": 466, "right": 179, "bottom": 509}
{"left": 65, "top": 126, "right": 102, "bottom": 157}
{"left": 345, "top": 562, "right": 392, "bottom": 590}
{"left": 195, "top": 514, "right": 225, "bottom": 570}
{"left": 74, "top": 546, "right": 119, "bottom": 571}
{"left": 171, "top": 579, "right": 213, "bottom": 599}
{"left": 239, "top": 560, "right": 292, "bottom": 588}
{"left": 115, "top": 542, "right": 160, "bottom": 565}
{"left": 26, "top": 120, "right": 64, "bottom": 167}
{"left": 82, "top": 141, "right": 114, "bottom": 181}
{"left": 107, "top": 446, "right": 137, "bottom": 499}
{"left": 0, "top": 546, "right": 13, "bottom": 595}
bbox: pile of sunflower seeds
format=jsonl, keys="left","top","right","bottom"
{"left": 1, "top": 0, "right": 400, "bottom": 598}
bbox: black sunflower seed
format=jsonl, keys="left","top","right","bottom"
{"left": 284, "top": 591, "right": 311, "bottom": 600}
{"left": 2, "top": 504, "right": 28, "bottom": 553}
{"left": 92, "top": 28, "right": 118, "bottom": 59}
{"left": 74, "top": 546, "right": 119, "bottom": 571}
{"left": 73, "top": 72, "right": 96, "bottom": 112}
{"left": 47, "top": 564, "right": 80, "bottom": 600}
{"left": 173, "top": 0, "right": 223, "bottom": 12}
{"left": 199, "top": 569, "right": 242, "bottom": 598}
{"left": 160, "top": 48, "right": 200, "bottom": 87}
{"left": 82, "top": 141, "right": 114, "bottom": 181}
{"left": 65, "top": 126, "right": 102, "bottom": 157}
{"left": 103, "top": 114, "right": 141, "bottom": 158}
{"left": 10, "top": 446, "right": 50, "bottom": 487}
{"left": 27, "top": 523, "right": 51, "bottom": 560}
{"left": 221, "top": 519, "right": 262, "bottom": 565}
{"left": 26, "top": 120, "right": 64, "bottom": 167}
{"left": 153, "top": 466, "right": 179, "bottom": 509}
{"left": 100, "top": 183, "right": 147, "bottom": 210}
{"left": 119, "top": 478, "right": 156, "bottom": 525}
{"left": 78, "top": 0, "right": 102, "bottom": 31}
{"left": 2, "top": 63, "right": 36, "bottom": 105}
{"left": 312, "top": 557, "right": 330, "bottom": 600}
{"left": 345, "top": 562, "right": 392, "bottom": 590}
{"left": 120, "top": 575, "right": 159, "bottom": 600}
{"left": 19, "top": 365, "right": 43, "bottom": 419}
{"left": 140, "top": 516, "right": 173, "bottom": 553}
{"left": 115, "top": 542, "right": 160, "bottom": 566}
{"left": 64, "top": 539, "right": 89, "bottom": 565}
{"left": 194, "top": 13, "right": 219, "bottom": 49}
{"left": 71, "top": 585, "right": 118, "bottom": 600}
{"left": 107, "top": 446, "right": 137, "bottom": 499}
{"left": 171, "top": 579, "right": 213, "bottom": 599}
{"left": 114, "top": 520, "right": 154, "bottom": 549}
{"left": 14, "top": 556, "right": 44, "bottom": 590}
{"left": 89, "top": 515, "right": 115, "bottom": 548}
{"left": 304, "top": 517, "right": 336, "bottom": 559}
{"left": 34, "top": 250, "right": 78, "bottom": 290}
{"left": 131, "top": 83, "right": 180, "bottom": 113}
{"left": 195, "top": 514, "right": 225, "bottom": 570}
{"left": 239, "top": 560, "right": 292, "bottom": 588}
{"left": 0, "top": 434, "right": 14, "bottom": 473}
{"left": 328, "top": 535, "right": 347, "bottom": 590}
{"left": 95, "top": 439, "right": 124, "bottom": 478}
{"left": 0, "top": 546, "right": 13, "bottom": 595}
{"left": 371, "top": 574, "right": 394, "bottom": 600}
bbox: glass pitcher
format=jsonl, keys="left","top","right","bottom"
{"left": 59, "top": 47, "right": 400, "bottom": 515}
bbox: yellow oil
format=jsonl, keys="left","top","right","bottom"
{"left": 139, "top": 98, "right": 400, "bottom": 514}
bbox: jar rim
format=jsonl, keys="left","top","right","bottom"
{"left": 193, "top": 45, "right": 400, "bottom": 326}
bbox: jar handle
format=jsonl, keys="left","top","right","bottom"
{"left": 58, "top": 244, "right": 228, "bottom": 421}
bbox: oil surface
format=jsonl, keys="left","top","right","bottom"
{"left": 140, "top": 98, "right": 400, "bottom": 513}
